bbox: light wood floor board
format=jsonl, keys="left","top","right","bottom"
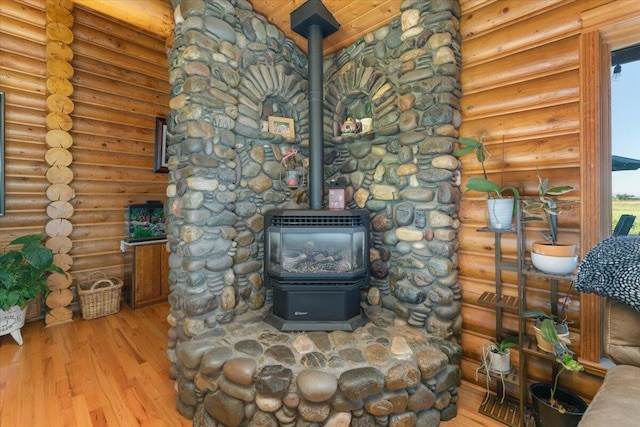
{"left": 1, "top": 303, "right": 505, "bottom": 427}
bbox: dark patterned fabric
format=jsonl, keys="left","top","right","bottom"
{"left": 575, "top": 236, "right": 640, "bottom": 311}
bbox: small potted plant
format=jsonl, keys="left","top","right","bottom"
{"left": 529, "top": 317, "right": 588, "bottom": 427}
{"left": 476, "top": 336, "right": 519, "bottom": 404}
{"left": 487, "top": 336, "right": 518, "bottom": 373}
{"left": 523, "top": 281, "right": 576, "bottom": 354}
{"left": 522, "top": 169, "right": 578, "bottom": 274}
{"left": 455, "top": 136, "right": 520, "bottom": 230}
{"left": 522, "top": 308, "right": 570, "bottom": 354}
{"left": 0, "top": 234, "right": 63, "bottom": 345}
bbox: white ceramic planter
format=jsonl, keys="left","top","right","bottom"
{"left": 0, "top": 305, "right": 28, "bottom": 346}
{"left": 487, "top": 198, "right": 515, "bottom": 230}
{"left": 531, "top": 252, "right": 578, "bottom": 275}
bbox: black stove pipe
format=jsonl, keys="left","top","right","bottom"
{"left": 291, "top": 0, "right": 339, "bottom": 209}
{"left": 307, "top": 24, "right": 324, "bottom": 209}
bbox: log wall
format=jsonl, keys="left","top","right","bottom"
{"left": 69, "top": 3, "right": 170, "bottom": 282}
{"left": 0, "top": 0, "right": 170, "bottom": 319}
{"left": 0, "top": 0, "right": 48, "bottom": 240}
{"left": 458, "top": 0, "right": 638, "bottom": 402}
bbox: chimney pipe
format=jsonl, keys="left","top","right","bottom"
{"left": 291, "top": 0, "right": 339, "bottom": 209}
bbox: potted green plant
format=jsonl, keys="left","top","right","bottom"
{"left": 522, "top": 308, "right": 570, "bottom": 354}
{"left": 455, "top": 136, "right": 520, "bottom": 230}
{"left": 529, "top": 318, "right": 588, "bottom": 427}
{"left": 476, "top": 336, "right": 519, "bottom": 404}
{"left": 487, "top": 336, "right": 518, "bottom": 373}
{"left": 0, "top": 234, "right": 63, "bottom": 345}
{"left": 522, "top": 169, "right": 578, "bottom": 274}
{"left": 523, "top": 280, "right": 576, "bottom": 353}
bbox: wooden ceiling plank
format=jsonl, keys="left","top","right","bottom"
{"left": 72, "top": 0, "right": 173, "bottom": 38}
{"left": 69, "top": 0, "right": 405, "bottom": 56}
{"left": 248, "top": 0, "right": 401, "bottom": 55}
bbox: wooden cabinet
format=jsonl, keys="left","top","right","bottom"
{"left": 124, "top": 241, "right": 170, "bottom": 309}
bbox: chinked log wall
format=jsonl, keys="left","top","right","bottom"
{"left": 0, "top": 0, "right": 170, "bottom": 321}
{"left": 458, "top": 0, "right": 618, "bottom": 402}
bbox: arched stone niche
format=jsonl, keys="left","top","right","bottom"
{"left": 166, "top": 0, "right": 463, "bottom": 425}
{"left": 235, "top": 63, "right": 311, "bottom": 198}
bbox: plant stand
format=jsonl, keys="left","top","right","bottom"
{"left": 476, "top": 202, "right": 578, "bottom": 427}
{"left": 0, "top": 305, "right": 28, "bottom": 345}
{"left": 480, "top": 392, "right": 526, "bottom": 427}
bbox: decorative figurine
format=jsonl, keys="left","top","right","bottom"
{"left": 340, "top": 117, "right": 361, "bottom": 134}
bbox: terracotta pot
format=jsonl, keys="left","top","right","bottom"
{"left": 532, "top": 241, "right": 576, "bottom": 257}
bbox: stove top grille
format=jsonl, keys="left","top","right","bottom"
{"left": 265, "top": 276, "right": 368, "bottom": 288}
{"left": 269, "top": 215, "right": 366, "bottom": 227}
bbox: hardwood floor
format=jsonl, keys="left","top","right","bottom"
{"left": 0, "top": 303, "right": 505, "bottom": 426}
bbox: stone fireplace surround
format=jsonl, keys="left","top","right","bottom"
{"left": 165, "top": 0, "right": 463, "bottom": 425}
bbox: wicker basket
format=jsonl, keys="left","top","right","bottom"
{"left": 77, "top": 272, "right": 124, "bottom": 320}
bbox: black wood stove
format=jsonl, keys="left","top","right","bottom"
{"left": 264, "top": 209, "right": 370, "bottom": 331}
{"left": 263, "top": 1, "right": 370, "bottom": 331}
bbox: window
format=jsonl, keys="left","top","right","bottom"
{"left": 579, "top": 3, "right": 640, "bottom": 364}
{"left": 611, "top": 45, "right": 640, "bottom": 236}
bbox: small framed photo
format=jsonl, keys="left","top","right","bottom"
{"left": 268, "top": 116, "right": 295, "bottom": 139}
{"left": 154, "top": 117, "right": 168, "bottom": 173}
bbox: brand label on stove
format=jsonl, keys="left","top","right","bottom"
{"left": 294, "top": 311, "right": 308, "bottom": 316}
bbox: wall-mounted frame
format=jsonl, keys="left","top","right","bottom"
{"left": 154, "top": 117, "right": 168, "bottom": 173}
{"left": 268, "top": 116, "right": 295, "bottom": 139}
{"left": 0, "top": 92, "right": 5, "bottom": 216}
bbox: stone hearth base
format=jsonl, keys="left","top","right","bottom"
{"left": 170, "top": 305, "right": 461, "bottom": 426}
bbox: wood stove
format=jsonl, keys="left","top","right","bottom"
{"left": 262, "top": 2, "right": 369, "bottom": 331}
{"left": 264, "top": 209, "right": 370, "bottom": 331}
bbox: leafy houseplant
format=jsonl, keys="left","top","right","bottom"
{"left": 525, "top": 287, "right": 588, "bottom": 426}
{"left": 522, "top": 278, "right": 576, "bottom": 354}
{"left": 493, "top": 336, "right": 519, "bottom": 354}
{"left": 455, "top": 136, "right": 521, "bottom": 199}
{"left": 522, "top": 308, "right": 570, "bottom": 354}
{"left": 540, "top": 318, "right": 584, "bottom": 405}
{"left": 523, "top": 169, "right": 578, "bottom": 274}
{"left": 523, "top": 169, "right": 577, "bottom": 250}
{"left": 529, "top": 318, "right": 587, "bottom": 426}
{"left": 455, "top": 136, "right": 520, "bottom": 230}
{"left": 0, "top": 234, "right": 62, "bottom": 311}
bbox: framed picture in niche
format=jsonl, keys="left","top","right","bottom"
{"left": 268, "top": 116, "right": 295, "bottom": 139}
{"left": 154, "top": 117, "right": 168, "bottom": 173}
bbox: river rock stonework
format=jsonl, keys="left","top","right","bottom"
{"left": 166, "top": 0, "right": 462, "bottom": 425}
